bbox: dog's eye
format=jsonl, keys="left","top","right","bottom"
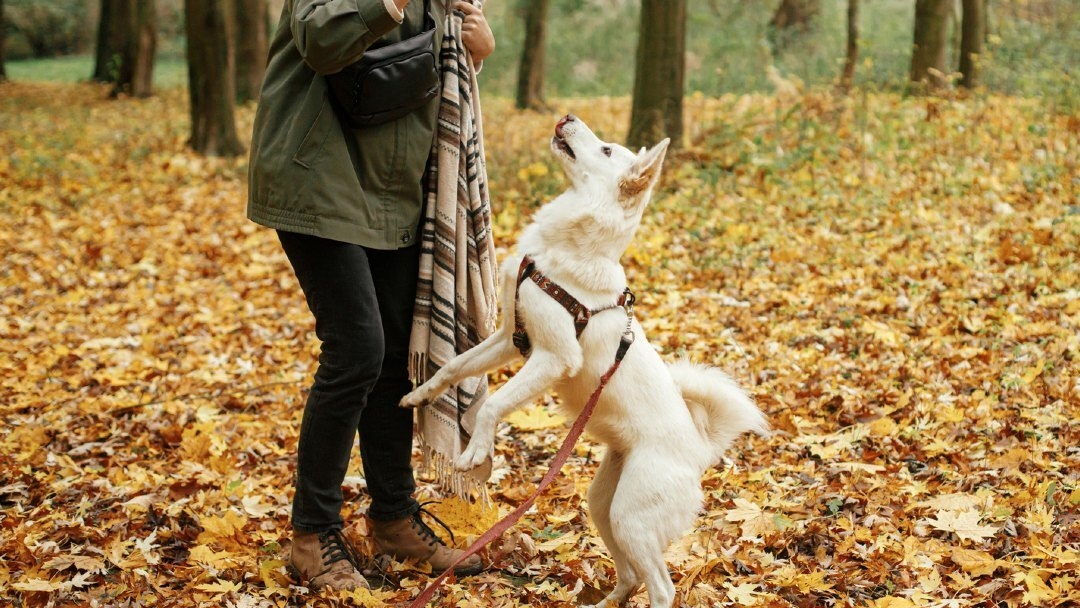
{"left": 602, "top": 146, "right": 612, "bottom": 157}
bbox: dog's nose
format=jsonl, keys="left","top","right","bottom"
{"left": 561, "top": 115, "right": 578, "bottom": 136}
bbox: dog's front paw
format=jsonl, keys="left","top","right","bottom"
{"left": 399, "top": 387, "right": 432, "bottom": 409}
{"left": 455, "top": 436, "right": 492, "bottom": 470}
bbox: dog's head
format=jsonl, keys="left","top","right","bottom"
{"left": 550, "top": 115, "right": 669, "bottom": 213}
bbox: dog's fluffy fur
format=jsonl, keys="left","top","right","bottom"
{"left": 401, "top": 116, "right": 768, "bottom": 607}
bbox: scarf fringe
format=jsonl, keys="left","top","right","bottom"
{"left": 418, "top": 434, "right": 491, "bottom": 506}
{"left": 409, "top": 351, "right": 428, "bottom": 386}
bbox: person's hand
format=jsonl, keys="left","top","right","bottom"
{"left": 455, "top": 1, "right": 495, "bottom": 63}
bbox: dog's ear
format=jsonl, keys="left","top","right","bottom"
{"left": 619, "top": 138, "right": 670, "bottom": 201}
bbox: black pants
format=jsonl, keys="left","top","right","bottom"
{"left": 278, "top": 230, "right": 421, "bottom": 532}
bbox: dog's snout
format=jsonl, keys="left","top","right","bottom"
{"left": 556, "top": 114, "right": 576, "bottom": 136}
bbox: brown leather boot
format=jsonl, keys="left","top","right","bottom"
{"left": 371, "top": 508, "right": 482, "bottom": 576}
{"left": 288, "top": 528, "right": 369, "bottom": 591}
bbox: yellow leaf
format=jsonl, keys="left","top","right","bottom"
{"left": 194, "top": 579, "right": 241, "bottom": 596}
{"left": 43, "top": 554, "right": 106, "bottom": 572}
{"left": 789, "top": 570, "right": 833, "bottom": 593}
{"left": 259, "top": 558, "right": 288, "bottom": 589}
{"left": 951, "top": 547, "right": 1000, "bottom": 577}
{"left": 1017, "top": 570, "right": 1057, "bottom": 605}
{"left": 869, "top": 597, "right": 917, "bottom": 608}
{"left": 924, "top": 509, "right": 999, "bottom": 543}
{"left": 506, "top": 404, "right": 566, "bottom": 431}
{"left": 868, "top": 416, "right": 897, "bottom": 436}
{"left": 724, "top": 582, "right": 762, "bottom": 605}
{"left": 725, "top": 498, "right": 774, "bottom": 541}
{"left": 535, "top": 532, "right": 580, "bottom": 553}
{"left": 13, "top": 578, "right": 64, "bottom": 592}
{"left": 1021, "top": 359, "right": 1046, "bottom": 384}
{"left": 425, "top": 496, "right": 501, "bottom": 540}
{"left": 187, "top": 545, "right": 236, "bottom": 569}
{"left": 198, "top": 510, "right": 247, "bottom": 542}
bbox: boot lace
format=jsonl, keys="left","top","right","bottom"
{"left": 411, "top": 502, "right": 457, "bottom": 549}
{"left": 317, "top": 528, "right": 363, "bottom": 572}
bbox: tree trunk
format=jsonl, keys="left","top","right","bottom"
{"left": 0, "top": 0, "right": 7, "bottom": 82}
{"left": 93, "top": 0, "right": 124, "bottom": 83}
{"left": 114, "top": 0, "right": 156, "bottom": 98}
{"left": 185, "top": 0, "right": 245, "bottom": 156}
{"left": 515, "top": 0, "right": 549, "bottom": 111}
{"left": 769, "top": 0, "right": 821, "bottom": 51}
{"left": 627, "top": 0, "right": 685, "bottom": 150}
{"left": 235, "top": 0, "right": 269, "bottom": 103}
{"left": 771, "top": 0, "right": 821, "bottom": 30}
{"left": 910, "top": 0, "right": 953, "bottom": 92}
{"left": 839, "top": 0, "right": 859, "bottom": 92}
{"left": 958, "top": 0, "right": 984, "bottom": 89}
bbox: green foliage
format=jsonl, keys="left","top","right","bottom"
{"left": 478, "top": 0, "right": 1079, "bottom": 100}
{"left": 4, "top": 0, "right": 93, "bottom": 59}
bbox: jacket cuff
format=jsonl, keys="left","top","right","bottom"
{"left": 381, "top": 0, "right": 404, "bottom": 22}
{"left": 358, "top": 0, "right": 402, "bottom": 39}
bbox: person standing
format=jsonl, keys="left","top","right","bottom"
{"left": 246, "top": 0, "right": 495, "bottom": 592}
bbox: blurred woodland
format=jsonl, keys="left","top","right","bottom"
{"left": 1, "top": 1, "right": 1078, "bottom": 607}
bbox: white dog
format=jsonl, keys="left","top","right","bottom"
{"left": 401, "top": 115, "right": 768, "bottom": 607}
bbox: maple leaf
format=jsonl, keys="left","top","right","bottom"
{"left": 195, "top": 579, "right": 242, "bottom": 596}
{"left": 869, "top": 597, "right": 917, "bottom": 608}
{"left": 724, "top": 497, "right": 774, "bottom": 541}
{"left": 724, "top": 582, "right": 762, "bottom": 605}
{"left": 923, "top": 509, "right": 999, "bottom": 543}
{"left": 951, "top": 547, "right": 1001, "bottom": 577}
{"left": 1015, "top": 570, "right": 1058, "bottom": 605}
{"left": 505, "top": 403, "right": 566, "bottom": 430}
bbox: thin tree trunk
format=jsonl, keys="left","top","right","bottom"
{"left": 185, "top": 0, "right": 244, "bottom": 156}
{"left": 235, "top": 0, "right": 269, "bottom": 103}
{"left": 115, "top": 0, "right": 156, "bottom": 98}
{"left": 0, "top": 0, "right": 7, "bottom": 82}
{"left": 627, "top": 0, "right": 685, "bottom": 150}
{"left": 958, "top": 0, "right": 985, "bottom": 89}
{"left": 839, "top": 0, "right": 860, "bottom": 92}
{"left": 769, "top": 0, "right": 821, "bottom": 51}
{"left": 93, "top": 0, "right": 123, "bottom": 83}
{"left": 910, "top": 0, "right": 953, "bottom": 92}
{"left": 515, "top": 0, "right": 549, "bottom": 111}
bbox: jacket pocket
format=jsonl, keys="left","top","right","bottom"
{"left": 292, "top": 97, "right": 334, "bottom": 169}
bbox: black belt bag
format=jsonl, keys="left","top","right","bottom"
{"left": 326, "top": 0, "right": 439, "bottom": 128}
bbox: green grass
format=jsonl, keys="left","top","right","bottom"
{"left": 6, "top": 55, "right": 189, "bottom": 90}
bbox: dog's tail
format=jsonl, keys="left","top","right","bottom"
{"left": 667, "top": 360, "right": 769, "bottom": 463}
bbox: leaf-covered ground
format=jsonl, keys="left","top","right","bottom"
{"left": 1, "top": 82, "right": 1078, "bottom": 608}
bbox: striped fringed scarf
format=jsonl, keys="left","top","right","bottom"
{"left": 408, "top": 0, "right": 499, "bottom": 499}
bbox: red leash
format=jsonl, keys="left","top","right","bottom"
{"left": 406, "top": 332, "right": 634, "bottom": 607}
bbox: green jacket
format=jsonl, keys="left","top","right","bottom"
{"left": 247, "top": 0, "right": 444, "bottom": 249}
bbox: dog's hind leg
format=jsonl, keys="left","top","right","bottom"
{"left": 603, "top": 458, "right": 697, "bottom": 608}
{"left": 584, "top": 453, "right": 640, "bottom": 608}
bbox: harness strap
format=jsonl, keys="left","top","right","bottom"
{"left": 512, "top": 255, "right": 633, "bottom": 357}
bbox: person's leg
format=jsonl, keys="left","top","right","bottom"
{"left": 358, "top": 244, "right": 422, "bottom": 521}
{"left": 278, "top": 230, "right": 385, "bottom": 533}
{"left": 361, "top": 244, "right": 483, "bottom": 576}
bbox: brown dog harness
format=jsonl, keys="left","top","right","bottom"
{"left": 512, "top": 254, "right": 635, "bottom": 357}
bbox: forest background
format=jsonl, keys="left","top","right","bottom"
{"left": 1, "top": 1, "right": 1078, "bottom": 607}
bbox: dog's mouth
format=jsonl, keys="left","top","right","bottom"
{"left": 553, "top": 135, "right": 576, "bottom": 160}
